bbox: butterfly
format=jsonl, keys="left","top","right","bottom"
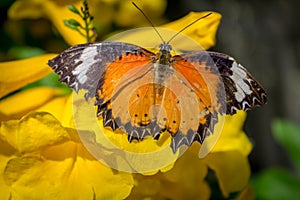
{"left": 48, "top": 15, "right": 267, "bottom": 154}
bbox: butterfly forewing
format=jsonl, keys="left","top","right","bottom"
{"left": 48, "top": 42, "right": 152, "bottom": 99}
{"left": 174, "top": 52, "right": 267, "bottom": 115}
{"left": 207, "top": 52, "right": 267, "bottom": 114}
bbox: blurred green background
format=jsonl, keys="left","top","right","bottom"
{"left": 1, "top": 0, "right": 300, "bottom": 199}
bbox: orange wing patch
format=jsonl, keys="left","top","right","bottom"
{"left": 128, "top": 84, "right": 181, "bottom": 136}
{"left": 171, "top": 55, "right": 222, "bottom": 145}
{"left": 97, "top": 50, "right": 153, "bottom": 103}
{"left": 96, "top": 49, "right": 154, "bottom": 131}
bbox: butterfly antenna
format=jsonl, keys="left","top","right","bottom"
{"left": 167, "top": 12, "right": 212, "bottom": 44}
{"left": 132, "top": 2, "right": 165, "bottom": 43}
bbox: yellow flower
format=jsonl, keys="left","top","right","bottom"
{"left": 161, "top": 11, "right": 221, "bottom": 50}
{"left": 91, "top": 0, "right": 167, "bottom": 27}
{"left": 127, "top": 111, "right": 251, "bottom": 199}
{"left": 0, "top": 54, "right": 54, "bottom": 98}
{"left": 1, "top": 1, "right": 253, "bottom": 199}
{"left": 0, "top": 112, "right": 133, "bottom": 199}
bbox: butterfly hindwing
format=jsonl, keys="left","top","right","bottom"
{"left": 170, "top": 53, "right": 222, "bottom": 150}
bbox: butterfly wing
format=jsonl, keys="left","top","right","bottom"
{"left": 160, "top": 68, "right": 211, "bottom": 152}
{"left": 169, "top": 52, "right": 221, "bottom": 151}
{"left": 48, "top": 42, "right": 164, "bottom": 138}
{"left": 170, "top": 51, "right": 267, "bottom": 151}
{"left": 105, "top": 59, "right": 187, "bottom": 143}
{"left": 207, "top": 52, "right": 267, "bottom": 113}
{"left": 98, "top": 52, "right": 157, "bottom": 136}
{"left": 48, "top": 42, "right": 154, "bottom": 99}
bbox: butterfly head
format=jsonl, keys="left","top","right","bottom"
{"left": 159, "top": 42, "right": 172, "bottom": 52}
{"left": 158, "top": 42, "right": 173, "bottom": 65}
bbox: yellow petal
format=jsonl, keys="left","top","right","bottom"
{"left": 212, "top": 111, "right": 252, "bottom": 156}
{"left": 162, "top": 12, "right": 221, "bottom": 50}
{"left": 159, "top": 145, "right": 210, "bottom": 200}
{"left": 0, "top": 112, "right": 70, "bottom": 153}
{"left": 8, "top": 0, "right": 81, "bottom": 20}
{"left": 8, "top": 0, "right": 89, "bottom": 45}
{"left": 36, "top": 94, "right": 74, "bottom": 128}
{"left": 0, "top": 54, "right": 55, "bottom": 98}
{"left": 107, "top": 12, "right": 221, "bottom": 52}
{"left": 1, "top": 112, "right": 134, "bottom": 199}
{"left": 106, "top": 27, "right": 205, "bottom": 53}
{"left": 106, "top": 129, "right": 178, "bottom": 175}
{"left": 0, "top": 138, "right": 16, "bottom": 199}
{"left": 0, "top": 87, "right": 63, "bottom": 121}
{"left": 4, "top": 152, "right": 133, "bottom": 199}
{"left": 128, "top": 144, "right": 210, "bottom": 199}
{"left": 204, "top": 151, "right": 251, "bottom": 198}
{"left": 114, "top": 0, "right": 167, "bottom": 27}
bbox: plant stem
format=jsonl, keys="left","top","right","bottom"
{"left": 82, "top": 0, "right": 91, "bottom": 42}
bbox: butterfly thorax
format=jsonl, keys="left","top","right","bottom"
{"left": 153, "top": 43, "right": 174, "bottom": 85}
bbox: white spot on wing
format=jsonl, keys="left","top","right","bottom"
{"left": 72, "top": 46, "right": 98, "bottom": 84}
{"left": 228, "top": 56, "right": 234, "bottom": 61}
{"left": 230, "top": 62, "right": 252, "bottom": 102}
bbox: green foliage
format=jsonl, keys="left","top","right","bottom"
{"left": 252, "top": 119, "right": 300, "bottom": 200}
{"left": 64, "top": 0, "right": 97, "bottom": 43}
{"left": 22, "top": 73, "right": 72, "bottom": 96}
{"left": 272, "top": 119, "right": 300, "bottom": 168}
{"left": 67, "top": 5, "right": 80, "bottom": 15}
{"left": 8, "top": 46, "right": 46, "bottom": 59}
{"left": 64, "top": 19, "right": 81, "bottom": 31}
{"left": 253, "top": 168, "right": 300, "bottom": 200}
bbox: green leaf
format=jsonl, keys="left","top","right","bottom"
{"left": 272, "top": 119, "right": 300, "bottom": 169}
{"left": 66, "top": 19, "right": 81, "bottom": 27}
{"left": 252, "top": 168, "right": 300, "bottom": 200}
{"left": 8, "top": 46, "right": 46, "bottom": 59}
{"left": 63, "top": 19, "right": 79, "bottom": 31}
{"left": 21, "top": 73, "right": 72, "bottom": 95}
{"left": 68, "top": 5, "right": 80, "bottom": 15}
